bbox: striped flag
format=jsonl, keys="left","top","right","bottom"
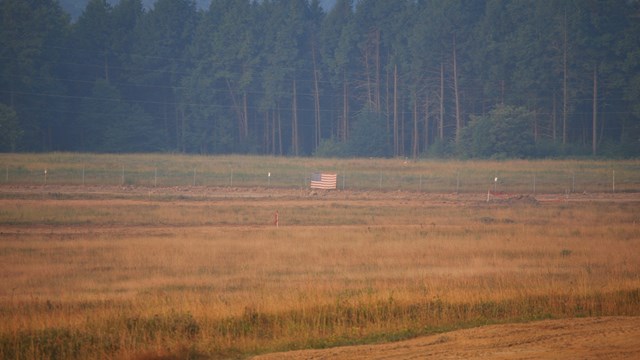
{"left": 310, "top": 173, "right": 337, "bottom": 190}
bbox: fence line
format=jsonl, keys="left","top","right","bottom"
{"left": 1, "top": 162, "right": 638, "bottom": 194}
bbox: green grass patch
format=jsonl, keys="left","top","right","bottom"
{"left": 2, "top": 153, "right": 639, "bottom": 193}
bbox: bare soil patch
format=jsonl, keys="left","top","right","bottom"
{"left": 254, "top": 316, "right": 640, "bottom": 360}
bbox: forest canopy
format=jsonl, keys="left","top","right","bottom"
{"left": 1, "top": 0, "right": 639, "bottom": 158}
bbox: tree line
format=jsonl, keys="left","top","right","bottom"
{"left": 1, "top": 0, "right": 639, "bottom": 158}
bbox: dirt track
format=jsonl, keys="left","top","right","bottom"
{"left": 253, "top": 317, "right": 640, "bottom": 360}
{"left": 2, "top": 184, "right": 640, "bottom": 203}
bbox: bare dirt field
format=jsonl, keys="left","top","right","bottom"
{"left": 254, "top": 316, "right": 640, "bottom": 360}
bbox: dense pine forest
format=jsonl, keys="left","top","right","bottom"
{"left": 1, "top": 0, "right": 639, "bottom": 158}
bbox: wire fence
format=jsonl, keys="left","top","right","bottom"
{"left": 2, "top": 161, "right": 638, "bottom": 195}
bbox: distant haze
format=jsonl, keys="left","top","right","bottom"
{"left": 60, "top": 0, "right": 336, "bottom": 21}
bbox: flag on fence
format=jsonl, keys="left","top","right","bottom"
{"left": 310, "top": 173, "right": 337, "bottom": 190}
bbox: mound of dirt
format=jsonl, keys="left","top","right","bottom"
{"left": 253, "top": 316, "right": 640, "bottom": 360}
{"left": 485, "top": 194, "right": 539, "bottom": 206}
{"left": 506, "top": 194, "right": 539, "bottom": 205}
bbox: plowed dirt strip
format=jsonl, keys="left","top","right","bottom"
{"left": 2, "top": 184, "right": 639, "bottom": 203}
{"left": 253, "top": 317, "right": 640, "bottom": 360}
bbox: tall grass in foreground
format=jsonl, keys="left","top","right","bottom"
{"left": 0, "top": 194, "right": 639, "bottom": 359}
{"left": 1, "top": 152, "right": 639, "bottom": 193}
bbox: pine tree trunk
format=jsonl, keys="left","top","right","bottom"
{"left": 180, "top": 106, "right": 185, "bottom": 153}
{"left": 453, "top": 34, "right": 461, "bottom": 144}
{"left": 292, "top": 79, "right": 299, "bottom": 156}
{"left": 424, "top": 92, "right": 430, "bottom": 151}
{"left": 312, "top": 43, "right": 321, "bottom": 150}
{"left": 342, "top": 71, "right": 349, "bottom": 142}
{"left": 592, "top": 66, "right": 597, "bottom": 156}
{"left": 562, "top": 10, "right": 568, "bottom": 146}
{"left": 375, "top": 29, "right": 381, "bottom": 112}
{"left": 243, "top": 91, "right": 248, "bottom": 139}
{"left": 226, "top": 80, "right": 248, "bottom": 141}
{"left": 264, "top": 111, "right": 270, "bottom": 154}
{"left": 533, "top": 108, "right": 538, "bottom": 143}
{"left": 386, "top": 67, "right": 391, "bottom": 133}
{"left": 393, "top": 64, "right": 399, "bottom": 156}
{"left": 439, "top": 62, "right": 444, "bottom": 140}
{"left": 277, "top": 106, "right": 282, "bottom": 156}
{"left": 552, "top": 94, "right": 557, "bottom": 142}
{"left": 104, "top": 52, "right": 109, "bottom": 82}
{"left": 400, "top": 95, "right": 405, "bottom": 156}
{"left": 364, "top": 48, "right": 372, "bottom": 108}
{"left": 412, "top": 91, "right": 418, "bottom": 159}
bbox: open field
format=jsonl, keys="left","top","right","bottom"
{"left": 1, "top": 153, "right": 639, "bottom": 193}
{"left": 0, "top": 155, "right": 639, "bottom": 359}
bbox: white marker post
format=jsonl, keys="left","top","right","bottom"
{"left": 268, "top": 172, "right": 271, "bottom": 186}
{"left": 44, "top": 169, "right": 47, "bottom": 185}
{"left": 487, "top": 177, "right": 497, "bottom": 202}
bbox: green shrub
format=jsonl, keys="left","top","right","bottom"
{"left": 314, "top": 138, "right": 350, "bottom": 158}
{"left": 459, "top": 105, "right": 534, "bottom": 158}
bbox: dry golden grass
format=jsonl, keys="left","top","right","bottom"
{"left": 0, "top": 186, "right": 639, "bottom": 359}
